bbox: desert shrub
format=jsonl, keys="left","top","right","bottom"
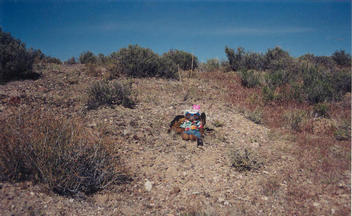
{"left": 158, "top": 55, "right": 178, "bottom": 79}
{"left": 246, "top": 108, "right": 263, "bottom": 124}
{"left": 225, "top": 46, "right": 245, "bottom": 71}
{"left": 225, "top": 46, "right": 265, "bottom": 71}
{"left": 264, "top": 47, "right": 293, "bottom": 71}
{"left": 86, "top": 63, "right": 104, "bottom": 77}
{"left": 86, "top": 80, "right": 135, "bottom": 109}
{"left": 330, "top": 69, "right": 351, "bottom": 95}
{"left": 79, "top": 51, "right": 97, "bottom": 64}
{"left": 231, "top": 148, "right": 263, "bottom": 172}
{"left": 65, "top": 57, "right": 76, "bottom": 65}
{"left": 201, "top": 58, "right": 220, "bottom": 72}
{"left": 313, "top": 103, "right": 330, "bottom": 118}
{"left": 244, "top": 52, "right": 265, "bottom": 71}
{"left": 220, "top": 60, "right": 232, "bottom": 72}
{"left": 0, "top": 110, "right": 129, "bottom": 195}
{"left": 284, "top": 110, "right": 308, "bottom": 132}
{"left": 331, "top": 50, "right": 351, "bottom": 67}
{"left": 265, "top": 69, "right": 294, "bottom": 88}
{"left": 334, "top": 120, "right": 351, "bottom": 141}
{"left": 163, "top": 49, "right": 199, "bottom": 70}
{"left": 262, "top": 85, "right": 275, "bottom": 102}
{"left": 31, "top": 49, "right": 45, "bottom": 63}
{"left": 110, "top": 45, "right": 177, "bottom": 79}
{"left": 45, "top": 56, "right": 62, "bottom": 64}
{"left": 302, "top": 66, "right": 334, "bottom": 103}
{"left": 239, "top": 69, "right": 261, "bottom": 88}
{"left": 111, "top": 45, "right": 160, "bottom": 78}
{"left": 0, "top": 28, "right": 38, "bottom": 82}
{"left": 96, "top": 53, "right": 110, "bottom": 65}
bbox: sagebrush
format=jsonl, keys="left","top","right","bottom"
{"left": 0, "top": 109, "right": 129, "bottom": 195}
{"left": 86, "top": 80, "right": 135, "bottom": 109}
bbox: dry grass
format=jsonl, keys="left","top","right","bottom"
{"left": 199, "top": 70, "right": 351, "bottom": 215}
{"left": 0, "top": 108, "right": 130, "bottom": 196}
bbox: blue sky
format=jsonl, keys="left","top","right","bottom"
{"left": 0, "top": 0, "right": 350, "bottom": 62}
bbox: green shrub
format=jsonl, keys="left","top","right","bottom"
{"left": 302, "top": 66, "right": 334, "bottom": 103}
{"left": 313, "top": 103, "right": 330, "bottom": 118}
{"left": 111, "top": 45, "right": 177, "bottom": 79}
{"left": 262, "top": 85, "right": 275, "bottom": 102}
{"left": 334, "top": 120, "right": 351, "bottom": 141}
{"left": 225, "top": 46, "right": 245, "bottom": 71}
{"left": 240, "top": 69, "right": 261, "bottom": 88}
{"left": 330, "top": 69, "right": 351, "bottom": 96}
{"left": 284, "top": 110, "right": 307, "bottom": 132}
{"left": 158, "top": 55, "right": 178, "bottom": 79}
{"left": 0, "top": 28, "right": 38, "bottom": 82}
{"left": 244, "top": 52, "right": 265, "bottom": 71}
{"left": 163, "top": 49, "right": 199, "bottom": 70}
{"left": 0, "top": 110, "right": 129, "bottom": 195}
{"left": 265, "top": 69, "right": 293, "bottom": 88}
{"left": 264, "top": 47, "right": 293, "bottom": 71}
{"left": 225, "top": 46, "right": 265, "bottom": 71}
{"left": 331, "top": 50, "right": 351, "bottom": 67}
{"left": 80, "top": 51, "right": 97, "bottom": 64}
{"left": 231, "top": 148, "right": 263, "bottom": 172}
{"left": 86, "top": 80, "right": 135, "bottom": 109}
{"left": 111, "top": 45, "right": 160, "bottom": 78}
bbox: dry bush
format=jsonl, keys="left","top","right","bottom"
{"left": 86, "top": 80, "right": 135, "bottom": 110}
{"left": 245, "top": 108, "right": 263, "bottom": 124}
{"left": 334, "top": 120, "right": 351, "bottom": 141}
{"left": 261, "top": 175, "right": 281, "bottom": 197}
{"left": 283, "top": 109, "right": 308, "bottom": 132}
{"left": 86, "top": 63, "right": 104, "bottom": 77}
{"left": 231, "top": 148, "right": 263, "bottom": 172}
{"left": 0, "top": 109, "right": 129, "bottom": 196}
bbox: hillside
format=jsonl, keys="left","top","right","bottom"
{"left": 0, "top": 64, "right": 350, "bottom": 215}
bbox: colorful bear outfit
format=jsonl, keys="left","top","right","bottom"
{"left": 180, "top": 105, "right": 203, "bottom": 139}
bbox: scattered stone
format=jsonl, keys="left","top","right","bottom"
{"left": 262, "top": 196, "right": 268, "bottom": 201}
{"left": 313, "top": 202, "right": 320, "bottom": 207}
{"left": 144, "top": 179, "right": 153, "bottom": 192}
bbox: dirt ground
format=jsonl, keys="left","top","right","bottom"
{"left": 0, "top": 64, "right": 350, "bottom": 215}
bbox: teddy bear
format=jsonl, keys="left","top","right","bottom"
{"left": 168, "top": 105, "right": 206, "bottom": 146}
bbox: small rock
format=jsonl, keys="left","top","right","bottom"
{"left": 262, "top": 196, "right": 268, "bottom": 201}
{"left": 313, "top": 202, "right": 320, "bottom": 207}
{"left": 331, "top": 208, "right": 336, "bottom": 214}
{"left": 30, "top": 192, "right": 35, "bottom": 196}
{"left": 218, "top": 197, "right": 225, "bottom": 203}
{"left": 144, "top": 179, "right": 152, "bottom": 192}
{"left": 88, "top": 122, "right": 97, "bottom": 128}
{"left": 69, "top": 198, "right": 74, "bottom": 203}
{"left": 170, "top": 187, "right": 181, "bottom": 195}
{"left": 224, "top": 201, "right": 230, "bottom": 206}
{"left": 123, "top": 129, "right": 130, "bottom": 136}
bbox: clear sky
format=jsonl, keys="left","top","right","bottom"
{"left": 0, "top": 0, "right": 350, "bottom": 62}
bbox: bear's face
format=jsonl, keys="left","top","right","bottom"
{"left": 185, "top": 112, "right": 200, "bottom": 122}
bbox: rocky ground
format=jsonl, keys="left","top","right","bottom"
{"left": 0, "top": 64, "right": 350, "bottom": 215}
